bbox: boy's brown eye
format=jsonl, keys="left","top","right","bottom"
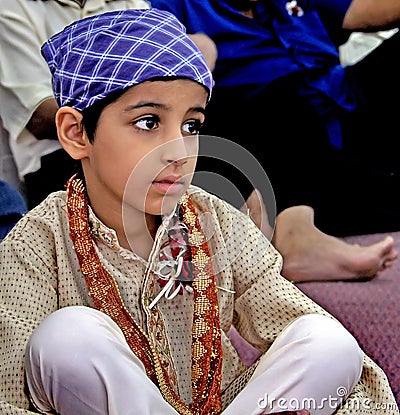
{"left": 183, "top": 120, "right": 202, "bottom": 135}
{"left": 134, "top": 116, "right": 159, "bottom": 130}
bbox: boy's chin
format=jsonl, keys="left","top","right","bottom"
{"left": 158, "top": 194, "right": 184, "bottom": 216}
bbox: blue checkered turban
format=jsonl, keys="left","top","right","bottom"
{"left": 41, "top": 8, "right": 214, "bottom": 111}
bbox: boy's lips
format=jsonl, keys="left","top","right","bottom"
{"left": 152, "top": 175, "right": 185, "bottom": 195}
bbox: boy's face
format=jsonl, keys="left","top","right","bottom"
{"left": 82, "top": 79, "right": 208, "bottom": 216}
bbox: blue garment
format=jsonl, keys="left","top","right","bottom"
{"left": 0, "top": 181, "right": 27, "bottom": 241}
{"left": 150, "top": 0, "right": 356, "bottom": 147}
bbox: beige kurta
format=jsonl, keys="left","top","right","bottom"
{"left": 0, "top": 185, "right": 397, "bottom": 414}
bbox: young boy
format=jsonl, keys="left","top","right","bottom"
{"left": 0, "top": 9, "right": 397, "bottom": 415}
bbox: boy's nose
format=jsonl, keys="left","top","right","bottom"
{"left": 166, "top": 157, "right": 187, "bottom": 166}
{"left": 162, "top": 136, "right": 196, "bottom": 166}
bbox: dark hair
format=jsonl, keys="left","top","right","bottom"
{"left": 81, "top": 89, "right": 126, "bottom": 143}
{"left": 76, "top": 88, "right": 125, "bottom": 184}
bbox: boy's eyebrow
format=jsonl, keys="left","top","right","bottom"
{"left": 123, "top": 102, "right": 167, "bottom": 112}
{"left": 191, "top": 106, "right": 206, "bottom": 115}
{"left": 123, "top": 102, "right": 206, "bottom": 115}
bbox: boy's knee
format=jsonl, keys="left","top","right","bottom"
{"left": 293, "top": 314, "right": 361, "bottom": 355}
{"left": 290, "top": 314, "right": 363, "bottom": 385}
{"left": 26, "top": 306, "right": 123, "bottom": 370}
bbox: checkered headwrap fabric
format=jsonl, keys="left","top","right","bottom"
{"left": 41, "top": 8, "right": 214, "bottom": 111}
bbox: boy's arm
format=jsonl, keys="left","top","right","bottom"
{"left": 0, "top": 238, "right": 58, "bottom": 413}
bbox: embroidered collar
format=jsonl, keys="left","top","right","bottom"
{"left": 88, "top": 206, "right": 120, "bottom": 249}
{"left": 88, "top": 203, "right": 195, "bottom": 301}
{"left": 88, "top": 203, "right": 176, "bottom": 254}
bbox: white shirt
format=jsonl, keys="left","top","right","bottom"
{"left": 339, "top": 29, "right": 398, "bottom": 67}
{"left": 0, "top": 0, "right": 150, "bottom": 179}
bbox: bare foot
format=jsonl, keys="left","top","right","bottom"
{"left": 272, "top": 205, "right": 398, "bottom": 283}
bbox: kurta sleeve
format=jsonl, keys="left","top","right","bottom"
{"left": 0, "top": 235, "right": 58, "bottom": 413}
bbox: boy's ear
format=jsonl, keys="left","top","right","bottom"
{"left": 56, "top": 107, "right": 90, "bottom": 160}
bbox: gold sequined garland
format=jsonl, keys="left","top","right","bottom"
{"left": 66, "top": 176, "right": 222, "bottom": 414}
{"left": 180, "top": 193, "right": 223, "bottom": 415}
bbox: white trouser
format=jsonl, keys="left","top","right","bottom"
{"left": 25, "top": 307, "right": 363, "bottom": 415}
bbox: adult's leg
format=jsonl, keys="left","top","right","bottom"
{"left": 222, "top": 314, "right": 363, "bottom": 415}
{"left": 25, "top": 306, "right": 179, "bottom": 415}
